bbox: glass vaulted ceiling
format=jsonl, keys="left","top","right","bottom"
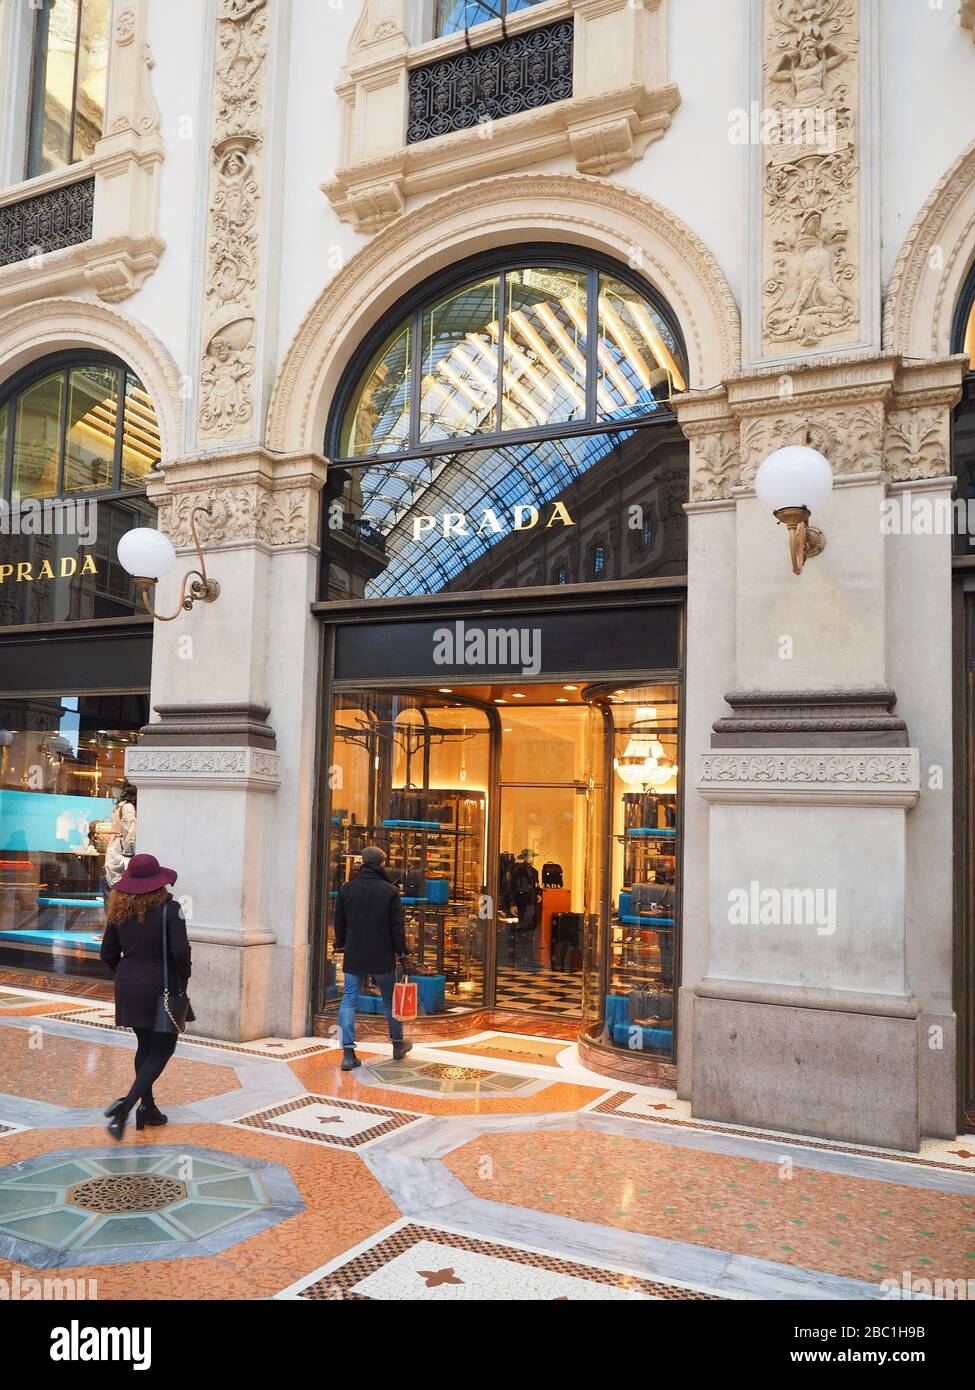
{"left": 332, "top": 261, "right": 687, "bottom": 598}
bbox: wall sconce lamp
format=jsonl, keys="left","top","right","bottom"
{"left": 117, "top": 506, "right": 220, "bottom": 622}
{"left": 755, "top": 443, "right": 833, "bottom": 575}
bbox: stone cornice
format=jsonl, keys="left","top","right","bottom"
{"left": 146, "top": 448, "right": 327, "bottom": 551}
{"left": 125, "top": 745, "right": 281, "bottom": 792}
{"left": 697, "top": 749, "right": 920, "bottom": 807}
{"left": 675, "top": 353, "right": 967, "bottom": 500}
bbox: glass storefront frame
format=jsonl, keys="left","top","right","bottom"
{"left": 311, "top": 595, "right": 685, "bottom": 1063}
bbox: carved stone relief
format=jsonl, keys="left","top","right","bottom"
{"left": 883, "top": 408, "right": 950, "bottom": 482}
{"left": 761, "top": 0, "right": 861, "bottom": 353}
{"left": 198, "top": 0, "right": 269, "bottom": 442}
{"left": 159, "top": 484, "right": 317, "bottom": 550}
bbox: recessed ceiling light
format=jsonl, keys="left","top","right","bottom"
{"left": 555, "top": 697, "right": 568, "bottom": 703}
{"left": 563, "top": 684, "right": 578, "bottom": 691}
{"left": 614, "top": 689, "right": 627, "bottom": 695}
{"left": 511, "top": 692, "right": 526, "bottom": 699}
{"left": 438, "top": 688, "right": 452, "bottom": 693}
{"left": 494, "top": 698, "right": 507, "bottom": 704}
{"left": 504, "top": 727, "right": 512, "bottom": 732}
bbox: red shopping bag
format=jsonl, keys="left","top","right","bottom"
{"left": 392, "top": 975, "right": 418, "bottom": 1022}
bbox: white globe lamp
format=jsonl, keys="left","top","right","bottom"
{"left": 116, "top": 509, "right": 220, "bottom": 622}
{"left": 755, "top": 444, "right": 833, "bottom": 575}
{"left": 117, "top": 528, "right": 176, "bottom": 582}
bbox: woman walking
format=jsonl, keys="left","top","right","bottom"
{"left": 99, "top": 853, "right": 193, "bottom": 1141}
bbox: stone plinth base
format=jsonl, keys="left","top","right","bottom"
{"left": 187, "top": 933, "right": 275, "bottom": 1042}
{"left": 692, "top": 986, "right": 920, "bottom": 1151}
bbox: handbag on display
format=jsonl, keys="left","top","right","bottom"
{"left": 404, "top": 868, "right": 426, "bottom": 898}
{"left": 153, "top": 901, "right": 192, "bottom": 1036}
{"left": 631, "top": 882, "right": 674, "bottom": 915}
{"left": 392, "top": 974, "right": 418, "bottom": 1022}
{"left": 541, "top": 862, "right": 564, "bottom": 887}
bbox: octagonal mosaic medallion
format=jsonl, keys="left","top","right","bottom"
{"left": 0, "top": 1146, "right": 303, "bottom": 1268}
{"left": 365, "top": 1058, "right": 544, "bottom": 1096}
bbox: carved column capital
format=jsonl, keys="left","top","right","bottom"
{"left": 146, "top": 448, "right": 327, "bottom": 551}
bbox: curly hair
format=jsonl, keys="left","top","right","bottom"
{"left": 106, "top": 886, "right": 171, "bottom": 925}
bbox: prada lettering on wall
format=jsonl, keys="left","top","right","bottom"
{"left": 0, "top": 497, "right": 152, "bottom": 628}
{"left": 413, "top": 502, "right": 574, "bottom": 541}
{"left": 0, "top": 556, "right": 98, "bottom": 584}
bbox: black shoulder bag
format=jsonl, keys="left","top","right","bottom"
{"left": 153, "top": 901, "right": 191, "bottom": 1035}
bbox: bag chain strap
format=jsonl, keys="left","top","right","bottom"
{"left": 161, "top": 901, "right": 184, "bottom": 1033}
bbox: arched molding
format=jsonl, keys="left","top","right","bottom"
{"left": 0, "top": 296, "right": 183, "bottom": 459}
{"left": 883, "top": 138, "right": 975, "bottom": 359}
{"left": 267, "top": 174, "right": 740, "bottom": 455}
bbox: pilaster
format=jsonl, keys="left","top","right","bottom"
{"left": 675, "top": 350, "right": 966, "bottom": 1146}
{"left": 128, "top": 446, "right": 327, "bottom": 1042}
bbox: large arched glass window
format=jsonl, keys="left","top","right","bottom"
{"left": 0, "top": 353, "right": 160, "bottom": 628}
{"left": 0, "top": 354, "right": 160, "bottom": 500}
{"left": 325, "top": 250, "right": 688, "bottom": 601}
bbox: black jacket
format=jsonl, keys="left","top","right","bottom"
{"left": 334, "top": 864, "right": 406, "bottom": 976}
{"left": 100, "top": 897, "right": 193, "bottom": 1029}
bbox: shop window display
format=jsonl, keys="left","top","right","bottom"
{"left": 584, "top": 685, "right": 679, "bottom": 1059}
{"left": 0, "top": 694, "right": 147, "bottom": 976}
{"left": 323, "top": 693, "right": 491, "bottom": 1014}
{"left": 318, "top": 679, "right": 680, "bottom": 1055}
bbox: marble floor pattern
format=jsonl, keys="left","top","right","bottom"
{"left": 2, "top": 1002, "right": 975, "bottom": 1300}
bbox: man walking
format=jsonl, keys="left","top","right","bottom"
{"left": 334, "top": 845, "right": 413, "bottom": 1072}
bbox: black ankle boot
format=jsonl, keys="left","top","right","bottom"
{"left": 104, "top": 1098, "right": 128, "bottom": 1142}
{"left": 341, "top": 1047, "right": 361, "bottom": 1071}
{"left": 392, "top": 1040, "right": 413, "bottom": 1062}
{"left": 137, "top": 1102, "right": 168, "bottom": 1129}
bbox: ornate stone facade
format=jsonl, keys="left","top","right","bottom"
{"left": 323, "top": 0, "right": 680, "bottom": 233}
{"left": 126, "top": 745, "right": 281, "bottom": 790}
{"left": 0, "top": 0, "right": 165, "bottom": 308}
{"left": 147, "top": 448, "right": 326, "bottom": 552}
{"left": 197, "top": 0, "right": 270, "bottom": 442}
{"left": 760, "top": 0, "right": 862, "bottom": 355}
{"left": 698, "top": 749, "right": 920, "bottom": 801}
{"left": 677, "top": 353, "right": 965, "bottom": 501}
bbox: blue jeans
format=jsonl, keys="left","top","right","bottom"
{"left": 339, "top": 970, "right": 403, "bottom": 1048}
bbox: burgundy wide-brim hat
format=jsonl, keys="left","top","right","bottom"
{"left": 114, "top": 853, "right": 177, "bottom": 895}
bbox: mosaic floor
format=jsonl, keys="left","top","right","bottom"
{"left": 1, "top": 984, "right": 975, "bottom": 1301}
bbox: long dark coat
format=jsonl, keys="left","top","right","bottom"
{"left": 100, "top": 897, "right": 193, "bottom": 1029}
{"left": 334, "top": 864, "right": 406, "bottom": 976}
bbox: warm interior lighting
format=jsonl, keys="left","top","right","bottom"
{"left": 508, "top": 309, "right": 586, "bottom": 412}
{"left": 628, "top": 300, "right": 686, "bottom": 393}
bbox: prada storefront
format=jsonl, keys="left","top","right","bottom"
{"left": 313, "top": 249, "right": 688, "bottom": 1073}
{"left": 0, "top": 352, "right": 159, "bottom": 978}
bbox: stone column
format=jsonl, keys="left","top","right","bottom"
{"left": 677, "top": 353, "right": 965, "bottom": 1150}
{"left": 127, "top": 449, "right": 326, "bottom": 1042}
{"left": 124, "top": 0, "right": 324, "bottom": 1043}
